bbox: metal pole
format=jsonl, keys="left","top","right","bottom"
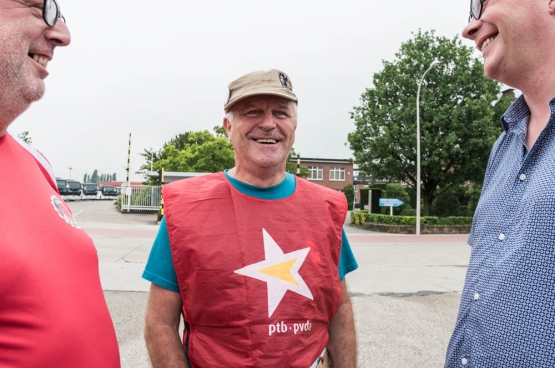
{"left": 296, "top": 154, "right": 301, "bottom": 177}
{"left": 416, "top": 59, "right": 441, "bottom": 235}
{"left": 126, "top": 133, "right": 131, "bottom": 187}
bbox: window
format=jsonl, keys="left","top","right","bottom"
{"left": 308, "top": 166, "right": 323, "bottom": 180}
{"left": 329, "top": 167, "right": 345, "bottom": 181}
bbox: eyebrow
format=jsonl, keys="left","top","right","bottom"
{"left": 273, "top": 103, "right": 291, "bottom": 110}
{"left": 239, "top": 99, "right": 293, "bottom": 112}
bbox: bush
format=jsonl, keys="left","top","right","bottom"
{"left": 350, "top": 211, "right": 472, "bottom": 226}
{"left": 400, "top": 208, "right": 416, "bottom": 216}
{"left": 342, "top": 184, "right": 355, "bottom": 211}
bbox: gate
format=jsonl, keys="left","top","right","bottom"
{"left": 120, "top": 184, "right": 161, "bottom": 212}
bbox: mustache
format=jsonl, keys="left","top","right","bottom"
{"left": 246, "top": 129, "right": 285, "bottom": 141}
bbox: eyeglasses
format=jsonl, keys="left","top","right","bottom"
{"left": 468, "top": 0, "right": 485, "bottom": 23}
{"left": 43, "top": 0, "right": 66, "bottom": 27}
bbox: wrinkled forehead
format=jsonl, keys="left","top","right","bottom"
{"left": 233, "top": 95, "right": 296, "bottom": 112}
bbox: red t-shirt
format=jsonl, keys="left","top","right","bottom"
{"left": 0, "top": 133, "right": 120, "bottom": 367}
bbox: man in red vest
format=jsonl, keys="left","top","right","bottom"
{"left": 0, "top": 1, "right": 120, "bottom": 367}
{"left": 144, "top": 69, "right": 358, "bottom": 367}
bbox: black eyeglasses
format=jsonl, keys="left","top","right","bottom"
{"left": 42, "top": 0, "right": 66, "bottom": 27}
{"left": 468, "top": 0, "right": 485, "bottom": 23}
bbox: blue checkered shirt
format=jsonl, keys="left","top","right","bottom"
{"left": 445, "top": 95, "right": 555, "bottom": 368}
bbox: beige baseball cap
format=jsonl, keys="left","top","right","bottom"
{"left": 224, "top": 69, "right": 298, "bottom": 112}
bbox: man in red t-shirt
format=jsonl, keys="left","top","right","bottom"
{"left": 0, "top": 1, "right": 120, "bottom": 367}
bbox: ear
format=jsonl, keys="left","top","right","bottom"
{"left": 223, "top": 117, "right": 232, "bottom": 141}
{"left": 549, "top": 0, "right": 555, "bottom": 15}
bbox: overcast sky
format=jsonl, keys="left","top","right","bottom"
{"left": 10, "top": 0, "right": 475, "bottom": 182}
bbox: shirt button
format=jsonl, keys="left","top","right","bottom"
{"left": 519, "top": 173, "right": 526, "bottom": 181}
{"left": 474, "top": 293, "right": 480, "bottom": 300}
{"left": 498, "top": 233, "right": 506, "bottom": 241}
{"left": 462, "top": 357, "right": 468, "bottom": 365}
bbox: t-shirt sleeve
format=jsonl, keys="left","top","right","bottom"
{"left": 142, "top": 216, "right": 180, "bottom": 293}
{"left": 338, "top": 228, "right": 358, "bottom": 281}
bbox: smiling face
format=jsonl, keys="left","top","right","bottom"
{"left": 462, "top": 0, "right": 551, "bottom": 86}
{"left": 0, "top": 0, "right": 71, "bottom": 133}
{"left": 223, "top": 95, "right": 297, "bottom": 178}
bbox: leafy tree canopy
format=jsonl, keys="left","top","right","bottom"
{"left": 348, "top": 29, "right": 511, "bottom": 215}
{"left": 145, "top": 129, "right": 235, "bottom": 176}
{"left": 82, "top": 170, "right": 116, "bottom": 183}
{"left": 17, "top": 131, "right": 32, "bottom": 144}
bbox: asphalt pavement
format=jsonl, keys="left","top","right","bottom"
{"left": 67, "top": 200, "right": 470, "bottom": 368}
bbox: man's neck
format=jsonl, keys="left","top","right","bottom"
{"left": 507, "top": 63, "right": 555, "bottom": 148}
{"left": 227, "top": 166, "right": 286, "bottom": 188}
{"left": 520, "top": 82, "right": 555, "bottom": 148}
{"left": 0, "top": 101, "right": 26, "bottom": 137}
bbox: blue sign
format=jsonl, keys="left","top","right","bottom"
{"left": 379, "top": 198, "right": 405, "bottom": 207}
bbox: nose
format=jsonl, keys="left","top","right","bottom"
{"left": 45, "top": 20, "right": 71, "bottom": 47}
{"left": 462, "top": 18, "right": 481, "bottom": 39}
{"left": 258, "top": 111, "right": 276, "bottom": 130}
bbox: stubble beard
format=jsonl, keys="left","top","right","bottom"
{"left": 0, "top": 26, "right": 45, "bottom": 123}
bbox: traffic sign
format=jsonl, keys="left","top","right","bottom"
{"left": 379, "top": 198, "right": 405, "bottom": 207}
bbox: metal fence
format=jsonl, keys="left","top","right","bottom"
{"left": 120, "top": 184, "right": 161, "bottom": 212}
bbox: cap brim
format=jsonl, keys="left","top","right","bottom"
{"left": 224, "top": 90, "right": 298, "bottom": 112}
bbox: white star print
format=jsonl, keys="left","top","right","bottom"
{"left": 234, "top": 228, "right": 313, "bottom": 318}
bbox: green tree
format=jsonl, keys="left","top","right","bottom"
{"left": 348, "top": 30, "right": 510, "bottom": 215}
{"left": 153, "top": 130, "right": 235, "bottom": 173}
{"left": 17, "top": 131, "right": 32, "bottom": 144}
{"left": 342, "top": 184, "right": 355, "bottom": 210}
{"left": 165, "top": 132, "right": 191, "bottom": 150}
{"left": 139, "top": 128, "right": 228, "bottom": 175}
{"left": 213, "top": 125, "right": 228, "bottom": 138}
{"left": 138, "top": 148, "right": 160, "bottom": 173}
{"left": 91, "top": 169, "right": 99, "bottom": 183}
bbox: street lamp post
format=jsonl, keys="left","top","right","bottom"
{"left": 69, "top": 166, "right": 72, "bottom": 179}
{"left": 416, "top": 59, "right": 441, "bottom": 235}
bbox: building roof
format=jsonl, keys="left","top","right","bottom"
{"left": 288, "top": 157, "right": 352, "bottom": 164}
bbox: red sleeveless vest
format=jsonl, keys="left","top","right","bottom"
{"left": 164, "top": 173, "right": 346, "bottom": 368}
{"left": 0, "top": 134, "right": 120, "bottom": 367}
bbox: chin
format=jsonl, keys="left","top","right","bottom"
{"left": 22, "top": 80, "right": 46, "bottom": 103}
{"left": 252, "top": 155, "right": 287, "bottom": 169}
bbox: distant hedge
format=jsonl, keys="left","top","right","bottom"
{"left": 350, "top": 210, "right": 472, "bottom": 226}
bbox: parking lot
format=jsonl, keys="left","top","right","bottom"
{"left": 68, "top": 200, "right": 470, "bottom": 368}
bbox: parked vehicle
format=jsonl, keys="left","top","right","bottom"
{"left": 56, "top": 177, "right": 70, "bottom": 196}
{"left": 64, "top": 180, "right": 82, "bottom": 201}
{"left": 81, "top": 183, "right": 99, "bottom": 199}
{"left": 67, "top": 180, "right": 82, "bottom": 195}
{"left": 101, "top": 185, "right": 118, "bottom": 199}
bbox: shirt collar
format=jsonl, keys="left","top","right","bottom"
{"left": 501, "top": 94, "right": 555, "bottom": 133}
{"left": 501, "top": 95, "right": 529, "bottom": 135}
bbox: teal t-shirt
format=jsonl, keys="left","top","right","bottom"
{"left": 142, "top": 172, "right": 358, "bottom": 293}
